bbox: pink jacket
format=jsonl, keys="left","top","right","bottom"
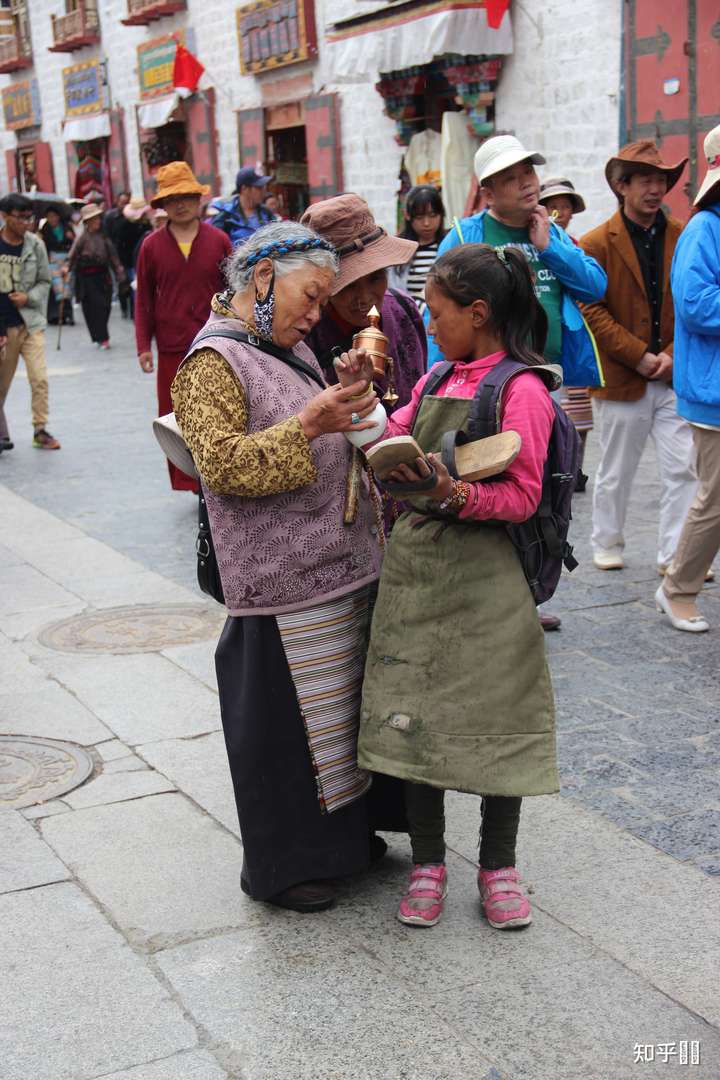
{"left": 386, "top": 351, "right": 555, "bottom": 523}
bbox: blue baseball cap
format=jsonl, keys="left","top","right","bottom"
{"left": 234, "top": 166, "right": 273, "bottom": 192}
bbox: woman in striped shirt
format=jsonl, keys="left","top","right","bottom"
{"left": 389, "top": 185, "right": 446, "bottom": 312}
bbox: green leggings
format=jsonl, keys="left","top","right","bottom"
{"left": 405, "top": 782, "right": 522, "bottom": 869}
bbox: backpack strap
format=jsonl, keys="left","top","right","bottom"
{"left": 468, "top": 360, "right": 563, "bottom": 439}
{"left": 188, "top": 327, "right": 326, "bottom": 390}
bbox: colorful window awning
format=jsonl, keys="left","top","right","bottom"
{"left": 326, "top": 0, "right": 512, "bottom": 81}
{"left": 62, "top": 111, "right": 111, "bottom": 142}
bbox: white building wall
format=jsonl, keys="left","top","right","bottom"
{"left": 0, "top": 0, "right": 621, "bottom": 236}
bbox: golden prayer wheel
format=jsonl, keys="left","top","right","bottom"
{"left": 352, "top": 305, "right": 398, "bottom": 405}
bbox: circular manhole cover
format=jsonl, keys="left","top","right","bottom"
{"left": 38, "top": 604, "right": 224, "bottom": 655}
{"left": 0, "top": 736, "right": 94, "bottom": 809}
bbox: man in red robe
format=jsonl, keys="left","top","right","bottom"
{"left": 135, "top": 161, "right": 232, "bottom": 491}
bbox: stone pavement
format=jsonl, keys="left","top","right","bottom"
{"left": 1, "top": 309, "right": 719, "bottom": 1080}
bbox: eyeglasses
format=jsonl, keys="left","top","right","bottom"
{"left": 9, "top": 212, "right": 34, "bottom": 222}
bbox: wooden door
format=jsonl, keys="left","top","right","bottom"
{"left": 624, "top": 0, "right": 720, "bottom": 216}
{"left": 108, "top": 108, "right": 129, "bottom": 197}
{"left": 5, "top": 149, "right": 18, "bottom": 193}
{"left": 185, "top": 89, "right": 219, "bottom": 195}
{"left": 304, "top": 93, "right": 342, "bottom": 203}
{"left": 34, "top": 141, "right": 55, "bottom": 192}
{"left": 237, "top": 107, "right": 265, "bottom": 171}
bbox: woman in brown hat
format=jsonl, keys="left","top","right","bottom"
{"left": 63, "top": 204, "right": 126, "bottom": 348}
{"left": 301, "top": 194, "right": 427, "bottom": 410}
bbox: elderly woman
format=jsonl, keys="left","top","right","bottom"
{"left": 64, "top": 203, "right": 125, "bottom": 349}
{"left": 301, "top": 195, "right": 427, "bottom": 408}
{"left": 172, "top": 221, "right": 399, "bottom": 913}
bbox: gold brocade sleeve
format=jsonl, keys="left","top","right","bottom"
{"left": 171, "top": 348, "right": 318, "bottom": 497}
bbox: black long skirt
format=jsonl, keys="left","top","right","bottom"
{"left": 215, "top": 614, "right": 406, "bottom": 901}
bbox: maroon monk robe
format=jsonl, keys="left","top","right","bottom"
{"left": 135, "top": 221, "right": 232, "bottom": 491}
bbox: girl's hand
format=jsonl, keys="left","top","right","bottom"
{"left": 333, "top": 347, "right": 375, "bottom": 390}
{"left": 298, "top": 380, "right": 380, "bottom": 440}
{"left": 386, "top": 452, "right": 454, "bottom": 501}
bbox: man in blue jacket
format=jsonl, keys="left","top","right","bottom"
{"left": 430, "top": 134, "right": 606, "bottom": 383}
{"left": 211, "top": 166, "right": 274, "bottom": 247}
{"left": 657, "top": 123, "right": 720, "bottom": 632}
{"left": 432, "top": 135, "right": 606, "bottom": 630}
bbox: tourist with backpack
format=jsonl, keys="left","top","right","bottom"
{"left": 344, "top": 244, "right": 566, "bottom": 930}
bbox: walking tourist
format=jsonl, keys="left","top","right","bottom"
{"left": 39, "top": 207, "right": 74, "bottom": 327}
{"left": 172, "top": 221, "right": 402, "bottom": 912}
{"left": 538, "top": 177, "right": 592, "bottom": 487}
{"left": 301, "top": 194, "right": 427, "bottom": 410}
{"left": 656, "top": 124, "right": 720, "bottom": 631}
{"left": 104, "top": 191, "right": 131, "bottom": 318}
{"left": 0, "top": 193, "right": 59, "bottom": 451}
{"left": 64, "top": 204, "right": 125, "bottom": 349}
{"left": 580, "top": 141, "right": 698, "bottom": 573}
{"left": 135, "top": 162, "right": 231, "bottom": 492}
{"left": 355, "top": 244, "right": 559, "bottom": 929}
{"left": 389, "top": 184, "right": 446, "bottom": 312}
{"left": 211, "top": 165, "right": 274, "bottom": 246}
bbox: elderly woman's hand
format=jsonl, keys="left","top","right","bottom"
{"left": 333, "top": 347, "right": 375, "bottom": 390}
{"left": 298, "top": 379, "right": 380, "bottom": 440}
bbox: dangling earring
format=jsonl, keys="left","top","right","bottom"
{"left": 253, "top": 272, "right": 275, "bottom": 339}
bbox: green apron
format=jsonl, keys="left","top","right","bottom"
{"left": 358, "top": 395, "right": 559, "bottom": 797}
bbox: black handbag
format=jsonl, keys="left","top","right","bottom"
{"left": 189, "top": 326, "right": 326, "bottom": 606}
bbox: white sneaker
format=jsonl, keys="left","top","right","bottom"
{"left": 593, "top": 549, "right": 624, "bottom": 571}
{"left": 655, "top": 585, "right": 709, "bottom": 633}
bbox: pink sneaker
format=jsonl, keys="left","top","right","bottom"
{"left": 397, "top": 863, "right": 448, "bottom": 927}
{"left": 478, "top": 866, "right": 532, "bottom": 929}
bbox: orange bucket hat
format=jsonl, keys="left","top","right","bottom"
{"left": 150, "top": 161, "right": 210, "bottom": 208}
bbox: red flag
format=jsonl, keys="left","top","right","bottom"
{"left": 173, "top": 43, "right": 204, "bottom": 97}
{"left": 485, "top": 0, "right": 510, "bottom": 30}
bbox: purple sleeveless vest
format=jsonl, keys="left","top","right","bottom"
{"left": 184, "top": 313, "right": 383, "bottom": 616}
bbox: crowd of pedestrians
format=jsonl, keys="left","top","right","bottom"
{"left": 1, "top": 124, "right": 719, "bottom": 927}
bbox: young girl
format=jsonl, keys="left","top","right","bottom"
{"left": 353, "top": 244, "right": 560, "bottom": 929}
{"left": 389, "top": 185, "right": 446, "bottom": 311}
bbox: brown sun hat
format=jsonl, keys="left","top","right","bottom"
{"left": 605, "top": 140, "right": 688, "bottom": 197}
{"left": 150, "top": 161, "right": 210, "bottom": 208}
{"left": 301, "top": 194, "right": 417, "bottom": 295}
{"left": 80, "top": 203, "right": 104, "bottom": 224}
{"left": 539, "top": 177, "right": 586, "bottom": 214}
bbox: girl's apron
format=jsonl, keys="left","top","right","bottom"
{"left": 359, "top": 394, "right": 559, "bottom": 797}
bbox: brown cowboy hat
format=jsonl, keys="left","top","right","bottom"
{"left": 300, "top": 194, "right": 417, "bottom": 295}
{"left": 605, "top": 140, "right": 688, "bottom": 197}
{"left": 150, "top": 161, "right": 210, "bottom": 208}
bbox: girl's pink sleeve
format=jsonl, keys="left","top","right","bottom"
{"left": 458, "top": 373, "right": 555, "bottom": 523}
{"left": 379, "top": 371, "right": 434, "bottom": 439}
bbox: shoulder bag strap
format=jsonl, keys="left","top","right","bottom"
{"left": 189, "top": 327, "right": 326, "bottom": 390}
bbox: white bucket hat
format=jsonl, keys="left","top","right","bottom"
{"left": 694, "top": 123, "right": 720, "bottom": 207}
{"left": 152, "top": 413, "right": 198, "bottom": 479}
{"left": 474, "top": 135, "right": 546, "bottom": 184}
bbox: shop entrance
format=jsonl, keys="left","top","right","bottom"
{"left": 265, "top": 104, "right": 308, "bottom": 218}
{"left": 137, "top": 90, "right": 219, "bottom": 203}
{"left": 5, "top": 138, "right": 54, "bottom": 194}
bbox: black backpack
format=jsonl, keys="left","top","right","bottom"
{"left": 418, "top": 358, "right": 580, "bottom": 603}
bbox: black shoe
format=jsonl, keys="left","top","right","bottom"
{"left": 241, "top": 876, "right": 336, "bottom": 912}
{"left": 575, "top": 470, "right": 588, "bottom": 493}
{"left": 0, "top": 436, "right": 14, "bottom": 451}
{"left": 370, "top": 833, "right": 388, "bottom": 865}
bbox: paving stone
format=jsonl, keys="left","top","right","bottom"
{"left": 632, "top": 809, "right": 720, "bottom": 863}
{"left": 96, "top": 738, "right": 133, "bottom": 762}
{"left": 138, "top": 733, "right": 239, "bottom": 837}
{"left": 0, "top": 601, "right": 87, "bottom": 642}
{"left": 102, "top": 756, "right": 151, "bottom": 774}
{"left": 0, "top": 882, "right": 196, "bottom": 1080}
{"left": 63, "top": 769, "right": 175, "bottom": 809}
{"left": 41, "top": 792, "right": 257, "bottom": 951}
{"left": 20, "top": 799, "right": 71, "bottom": 820}
{"left": 0, "top": 683, "right": 114, "bottom": 745}
{"left": 0, "top": 809, "right": 70, "bottom": 893}
{"left": 155, "top": 917, "right": 500, "bottom": 1080}
{"left": 28, "top": 653, "right": 221, "bottom": 744}
{"left": 0, "top": 564, "right": 83, "bottom": 616}
{"left": 99, "top": 1050, "right": 229, "bottom": 1080}
{"left": 161, "top": 639, "right": 219, "bottom": 692}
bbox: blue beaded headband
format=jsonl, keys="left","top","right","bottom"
{"left": 243, "top": 237, "right": 336, "bottom": 268}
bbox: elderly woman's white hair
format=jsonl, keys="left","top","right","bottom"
{"left": 224, "top": 221, "right": 339, "bottom": 292}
